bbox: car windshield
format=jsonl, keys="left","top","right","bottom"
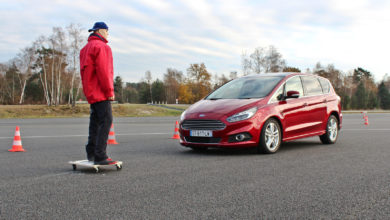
{"left": 206, "top": 76, "right": 283, "bottom": 99}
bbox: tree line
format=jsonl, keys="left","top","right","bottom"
{"left": 1, "top": 24, "right": 390, "bottom": 110}
{"left": 0, "top": 24, "right": 84, "bottom": 106}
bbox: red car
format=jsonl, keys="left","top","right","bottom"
{"left": 179, "top": 72, "right": 342, "bottom": 154}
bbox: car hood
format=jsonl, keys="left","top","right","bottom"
{"left": 185, "top": 98, "right": 263, "bottom": 119}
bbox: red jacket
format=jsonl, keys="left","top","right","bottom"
{"left": 80, "top": 33, "right": 114, "bottom": 104}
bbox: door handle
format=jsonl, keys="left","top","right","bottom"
{"left": 303, "top": 103, "right": 308, "bottom": 107}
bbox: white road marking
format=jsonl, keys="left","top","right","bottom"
{"left": 0, "top": 132, "right": 171, "bottom": 139}
{"left": 342, "top": 129, "right": 390, "bottom": 131}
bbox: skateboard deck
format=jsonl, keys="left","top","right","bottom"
{"left": 69, "top": 160, "right": 122, "bottom": 172}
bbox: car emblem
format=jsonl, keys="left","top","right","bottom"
{"left": 199, "top": 114, "right": 205, "bottom": 117}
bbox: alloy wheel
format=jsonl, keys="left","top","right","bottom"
{"left": 328, "top": 118, "right": 338, "bottom": 142}
{"left": 265, "top": 122, "right": 280, "bottom": 151}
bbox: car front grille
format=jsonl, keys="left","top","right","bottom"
{"left": 184, "top": 136, "right": 221, "bottom": 144}
{"left": 181, "top": 120, "right": 226, "bottom": 131}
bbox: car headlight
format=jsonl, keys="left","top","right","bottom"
{"left": 180, "top": 110, "right": 186, "bottom": 122}
{"left": 226, "top": 107, "right": 257, "bottom": 123}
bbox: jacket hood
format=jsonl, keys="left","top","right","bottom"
{"left": 88, "top": 33, "right": 108, "bottom": 43}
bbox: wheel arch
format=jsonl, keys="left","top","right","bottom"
{"left": 330, "top": 111, "right": 340, "bottom": 128}
{"left": 257, "top": 115, "right": 284, "bottom": 154}
{"left": 265, "top": 116, "right": 284, "bottom": 140}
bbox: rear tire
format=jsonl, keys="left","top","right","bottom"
{"left": 320, "top": 115, "right": 339, "bottom": 144}
{"left": 257, "top": 118, "right": 282, "bottom": 154}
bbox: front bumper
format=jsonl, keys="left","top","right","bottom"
{"left": 179, "top": 120, "right": 260, "bottom": 148}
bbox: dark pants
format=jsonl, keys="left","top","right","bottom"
{"left": 86, "top": 100, "right": 113, "bottom": 161}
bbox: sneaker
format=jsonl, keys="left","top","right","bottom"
{"left": 87, "top": 155, "right": 95, "bottom": 162}
{"left": 94, "top": 157, "right": 117, "bottom": 165}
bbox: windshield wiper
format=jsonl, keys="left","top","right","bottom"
{"left": 209, "top": 98, "right": 222, "bottom": 100}
{"left": 239, "top": 97, "right": 261, "bottom": 99}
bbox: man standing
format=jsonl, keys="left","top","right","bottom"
{"left": 80, "top": 22, "right": 116, "bottom": 165}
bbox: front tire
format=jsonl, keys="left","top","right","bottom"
{"left": 320, "top": 115, "right": 339, "bottom": 144}
{"left": 257, "top": 118, "right": 282, "bottom": 154}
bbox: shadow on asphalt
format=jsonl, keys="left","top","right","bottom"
{"left": 279, "top": 140, "right": 323, "bottom": 152}
{"left": 180, "top": 147, "right": 258, "bottom": 156}
{"left": 178, "top": 140, "right": 323, "bottom": 156}
{"left": 67, "top": 167, "right": 123, "bottom": 175}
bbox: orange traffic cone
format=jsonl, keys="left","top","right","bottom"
{"left": 171, "top": 121, "right": 180, "bottom": 139}
{"left": 9, "top": 126, "right": 25, "bottom": 152}
{"left": 107, "top": 124, "right": 119, "bottom": 144}
{"left": 364, "top": 115, "right": 369, "bottom": 126}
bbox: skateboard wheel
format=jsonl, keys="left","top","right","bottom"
{"left": 72, "top": 164, "right": 77, "bottom": 170}
{"left": 116, "top": 164, "right": 122, "bottom": 170}
{"left": 94, "top": 167, "right": 99, "bottom": 173}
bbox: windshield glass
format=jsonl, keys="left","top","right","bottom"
{"left": 206, "top": 76, "right": 283, "bottom": 99}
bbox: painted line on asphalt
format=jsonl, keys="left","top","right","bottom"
{"left": 0, "top": 132, "right": 171, "bottom": 139}
{"left": 342, "top": 129, "right": 390, "bottom": 131}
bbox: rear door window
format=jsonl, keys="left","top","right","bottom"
{"left": 319, "top": 78, "right": 330, "bottom": 94}
{"left": 301, "top": 76, "right": 323, "bottom": 96}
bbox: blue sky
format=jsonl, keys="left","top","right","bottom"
{"left": 1, "top": 0, "right": 390, "bottom": 82}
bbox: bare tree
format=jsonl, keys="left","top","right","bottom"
{"left": 67, "top": 23, "right": 84, "bottom": 107}
{"left": 145, "top": 71, "right": 153, "bottom": 103}
{"left": 0, "top": 64, "right": 6, "bottom": 103}
{"left": 249, "top": 47, "right": 266, "bottom": 74}
{"left": 35, "top": 27, "right": 69, "bottom": 106}
{"left": 14, "top": 46, "right": 36, "bottom": 104}
{"left": 213, "top": 73, "right": 229, "bottom": 90}
{"left": 163, "top": 68, "right": 183, "bottom": 103}
{"left": 0, "top": 63, "right": 11, "bottom": 104}
{"left": 263, "top": 45, "right": 286, "bottom": 72}
{"left": 229, "top": 71, "right": 237, "bottom": 80}
{"left": 343, "top": 71, "right": 355, "bottom": 97}
{"left": 241, "top": 51, "right": 252, "bottom": 75}
{"left": 50, "top": 27, "right": 68, "bottom": 106}
{"left": 35, "top": 36, "right": 51, "bottom": 105}
{"left": 242, "top": 46, "right": 286, "bottom": 74}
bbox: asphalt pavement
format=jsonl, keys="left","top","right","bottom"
{"left": 0, "top": 114, "right": 389, "bottom": 219}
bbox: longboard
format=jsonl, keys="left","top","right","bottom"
{"left": 69, "top": 160, "right": 122, "bottom": 172}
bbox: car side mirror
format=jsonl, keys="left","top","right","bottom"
{"left": 277, "top": 94, "right": 284, "bottom": 101}
{"left": 286, "top": 90, "right": 300, "bottom": 99}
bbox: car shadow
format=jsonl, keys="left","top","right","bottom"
{"left": 278, "top": 140, "right": 323, "bottom": 152}
{"left": 179, "top": 139, "right": 323, "bottom": 156}
{"left": 180, "top": 147, "right": 258, "bottom": 156}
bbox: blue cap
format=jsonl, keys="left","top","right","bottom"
{"left": 88, "top": 22, "right": 108, "bottom": 32}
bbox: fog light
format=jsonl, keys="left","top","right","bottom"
{"left": 228, "top": 132, "right": 252, "bottom": 143}
{"left": 235, "top": 134, "right": 246, "bottom": 141}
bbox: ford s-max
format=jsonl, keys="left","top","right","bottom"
{"left": 179, "top": 72, "right": 342, "bottom": 154}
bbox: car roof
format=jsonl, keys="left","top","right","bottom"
{"left": 241, "top": 72, "right": 311, "bottom": 78}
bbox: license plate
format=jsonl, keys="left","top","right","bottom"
{"left": 190, "top": 130, "right": 213, "bottom": 137}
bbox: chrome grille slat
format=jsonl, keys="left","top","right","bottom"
{"left": 181, "top": 120, "right": 226, "bottom": 130}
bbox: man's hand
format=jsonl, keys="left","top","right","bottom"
{"left": 108, "top": 96, "right": 115, "bottom": 101}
